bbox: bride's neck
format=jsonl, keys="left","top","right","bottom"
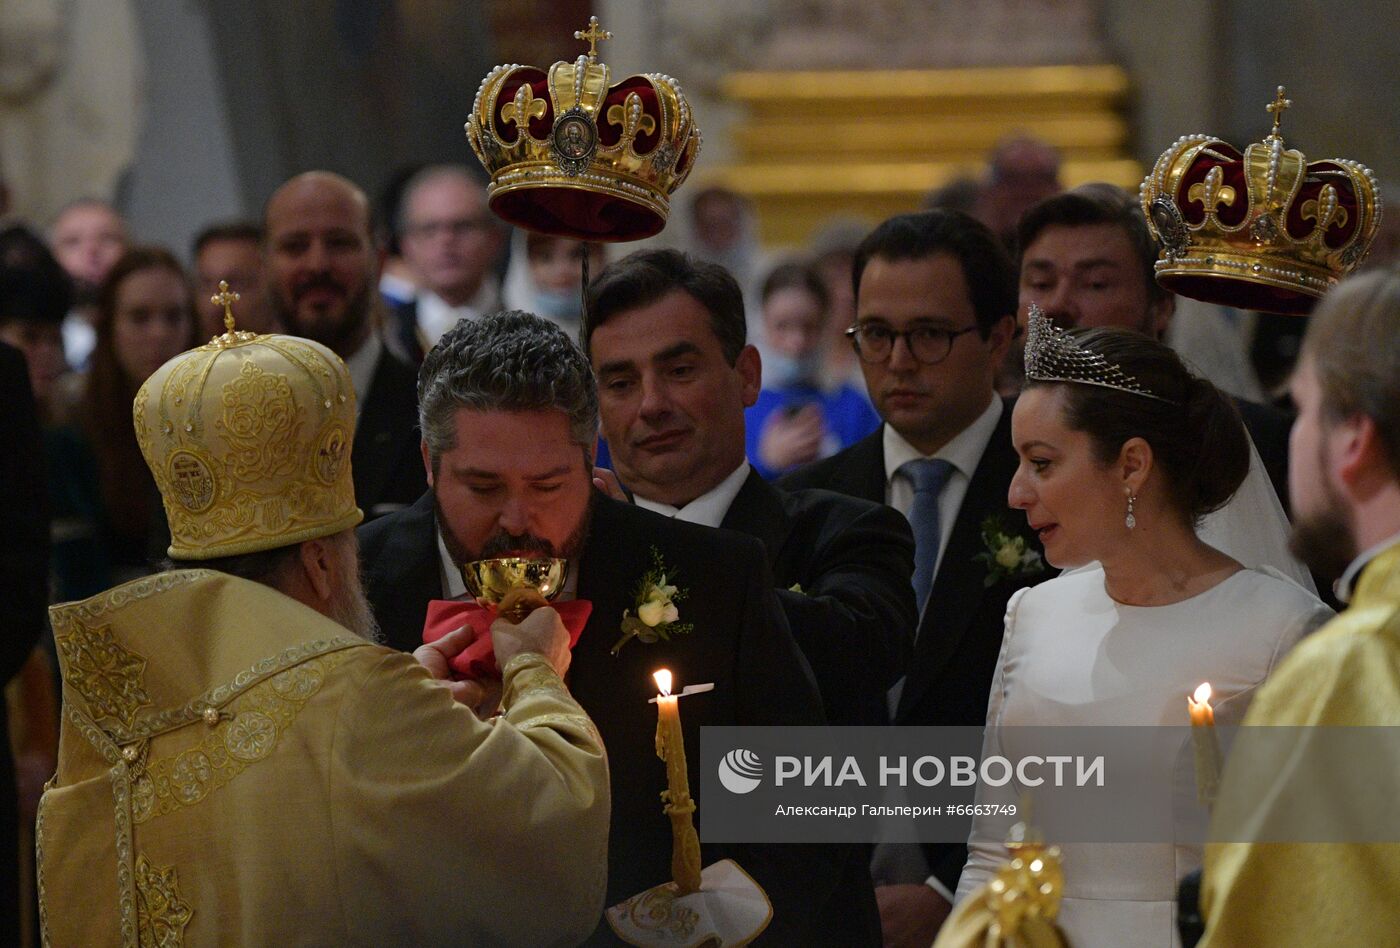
{"left": 1101, "top": 519, "right": 1238, "bottom": 606}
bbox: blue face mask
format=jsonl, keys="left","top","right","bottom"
{"left": 764, "top": 350, "right": 825, "bottom": 389}
{"left": 532, "top": 288, "right": 582, "bottom": 321}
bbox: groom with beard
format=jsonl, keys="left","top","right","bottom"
{"left": 359, "top": 310, "right": 871, "bottom": 943}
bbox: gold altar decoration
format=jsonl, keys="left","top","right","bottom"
{"left": 466, "top": 16, "right": 702, "bottom": 241}
{"left": 1141, "top": 86, "right": 1382, "bottom": 315}
{"left": 133, "top": 285, "right": 361, "bottom": 559}
{"left": 935, "top": 819, "right": 1069, "bottom": 948}
{"left": 708, "top": 64, "right": 1141, "bottom": 246}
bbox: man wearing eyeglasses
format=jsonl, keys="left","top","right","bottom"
{"left": 391, "top": 164, "right": 506, "bottom": 360}
{"left": 782, "top": 209, "right": 1054, "bottom": 948}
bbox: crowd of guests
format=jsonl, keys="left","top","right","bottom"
{"left": 2, "top": 132, "right": 1399, "bottom": 946}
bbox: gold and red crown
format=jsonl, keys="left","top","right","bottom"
{"left": 1140, "top": 87, "right": 1382, "bottom": 315}
{"left": 465, "top": 18, "right": 701, "bottom": 242}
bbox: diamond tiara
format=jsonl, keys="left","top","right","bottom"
{"left": 1022, "top": 305, "right": 1175, "bottom": 403}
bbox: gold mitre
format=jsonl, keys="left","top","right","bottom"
{"left": 133, "top": 283, "right": 362, "bottom": 559}
{"left": 466, "top": 16, "right": 701, "bottom": 242}
{"left": 1140, "top": 86, "right": 1382, "bottom": 315}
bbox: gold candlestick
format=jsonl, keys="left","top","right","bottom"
{"left": 1188, "top": 682, "right": 1222, "bottom": 806}
{"left": 653, "top": 669, "right": 702, "bottom": 894}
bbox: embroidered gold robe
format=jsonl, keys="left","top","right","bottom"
{"left": 1200, "top": 543, "right": 1400, "bottom": 946}
{"left": 38, "top": 570, "right": 610, "bottom": 946}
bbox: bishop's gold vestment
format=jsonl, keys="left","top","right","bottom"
{"left": 1200, "top": 542, "right": 1400, "bottom": 946}
{"left": 38, "top": 570, "right": 610, "bottom": 946}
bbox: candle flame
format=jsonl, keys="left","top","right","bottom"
{"left": 653, "top": 669, "right": 673, "bottom": 696}
{"left": 1193, "top": 682, "right": 1212, "bottom": 705}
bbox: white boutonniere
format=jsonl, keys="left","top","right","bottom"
{"left": 611, "top": 548, "right": 694, "bottom": 655}
{"left": 974, "top": 516, "right": 1046, "bottom": 588}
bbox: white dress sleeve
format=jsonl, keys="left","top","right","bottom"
{"left": 954, "top": 586, "right": 1032, "bottom": 904}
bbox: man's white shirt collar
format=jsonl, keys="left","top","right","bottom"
{"left": 882, "top": 395, "right": 1002, "bottom": 486}
{"left": 633, "top": 462, "right": 752, "bottom": 529}
{"left": 342, "top": 331, "right": 382, "bottom": 414}
{"left": 417, "top": 282, "right": 500, "bottom": 348}
{"left": 1335, "top": 529, "right": 1400, "bottom": 603}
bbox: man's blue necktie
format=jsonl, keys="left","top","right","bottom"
{"left": 900, "top": 458, "right": 954, "bottom": 615}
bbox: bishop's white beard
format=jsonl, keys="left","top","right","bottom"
{"left": 326, "top": 531, "right": 383, "bottom": 643}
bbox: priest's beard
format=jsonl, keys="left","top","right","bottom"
{"left": 435, "top": 491, "right": 593, "bottom": 573}
{"left": 326, "top": 531, "right": 383, "bottom": 642}
{"left": 1288, "top": 463, "right": 1355, "bottom": 590}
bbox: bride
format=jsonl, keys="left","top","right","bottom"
{"left": 954, "top": 309, "right": 1332, "bottom": 946}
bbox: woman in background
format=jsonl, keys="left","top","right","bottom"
{"left": 76, "top": 246, "right": 199, "bottom": 581}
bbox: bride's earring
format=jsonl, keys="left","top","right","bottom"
{"left": 1125, "top": 494, "right": 1137, "bottom": 530}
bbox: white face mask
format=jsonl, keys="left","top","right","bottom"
{"left": 531, "top": 287, "right": 582, "bottom": 321}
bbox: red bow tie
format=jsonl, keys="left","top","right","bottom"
{"left": 422, "top": 599, "right": 593, "bottom": 679}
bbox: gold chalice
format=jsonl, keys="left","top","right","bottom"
{"left": 462, "top": 557, "right": 569, "bottom": 622}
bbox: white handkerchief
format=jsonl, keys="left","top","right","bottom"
{"left": 606, "top": 859, "right": 772, "bottom": 947}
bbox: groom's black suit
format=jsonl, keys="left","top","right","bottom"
{"left": 781, "top": 401, "right": 1053, "bottom": 890}
{"left": 360, "top": 492, "right": 868, "bottom": 944}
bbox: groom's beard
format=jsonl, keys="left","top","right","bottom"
{"left": 435, "top": 490, "right": 594, "bottom": 570}
{"left": 1288, "top": 449, "right": 1355, "bottom": 589}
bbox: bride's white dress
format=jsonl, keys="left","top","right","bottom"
{"left": 955, "top": 565, "right": 1332, "bottom": 947}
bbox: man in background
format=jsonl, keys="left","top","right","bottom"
{"left": 388, "top": 165, "right": 505, "bottom": 360}
{"left": 783, "top": 210, "right": 1050, "bottom": 946}
{"left": 192, "top": 220, "right": 278, "bottom": 338}
{"left": 263, "top": 170, "right": 425, "bottom": 518}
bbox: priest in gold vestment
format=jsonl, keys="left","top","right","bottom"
{"left": 37, "top": 310, "right": 610, "bottom": 946}
{"left": 1201, "top": 268, "right": 1400, "bottom": 945}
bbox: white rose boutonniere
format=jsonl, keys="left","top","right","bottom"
{"left": 973, "top": 515, "right": 1046, "bottom": 588}
{"left": 612, "top": 548, "right": 694, "bottom": 655}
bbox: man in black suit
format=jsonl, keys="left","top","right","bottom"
{"left": 359, "top": 311, "right": 861, "bottom": 944}
{"left": 781, "top": 211, "right": 1051, "bottom": 946}
{"left": 264, "top": 171, "right": 425, "bottom": 518}
{"left": 0, "top": 341, "right": 49, "bottom": 946}
{"left": 581, "top": 248, "right": 917, "bottom": 729}
{"left": 1015, "top": 186, "right": 1315, "bottom": 593}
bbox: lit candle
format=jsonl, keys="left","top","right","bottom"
{"left": 653, "top": 669, "right": 702, "bottom": 894}
{"left": 1188, "top": 682, "right": 1222, "bottom": 805}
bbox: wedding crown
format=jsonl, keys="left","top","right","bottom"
{"left": 465, "top": 17, "right": 701, "bottom": 242}
{"left": 1140, "top": 87, "right": 1382, "bottom": 315}
{"left": 1023, "top": 305, "right": 1173, "bottom": 403}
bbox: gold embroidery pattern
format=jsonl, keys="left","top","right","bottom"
{"left": 113, "top": 761, "right": 139, "bottom": 947}
{"left": 502, "top": 655, "right": 601, "bottom": 743}
{"left": 55, "top": 622, "right": 152, "bottom": 729}
{"left": 217, "top": 360, "right": 302, "bottom": 483}
{"left": 127, "top": 637, "right": 360, "bottom": 744}
{"left": 36, "top": 792, "right": 51, "bottom": 948}
{"left": 131, "top": 652, "right": 351, "bottom": 824}
{"left": 135, "top": 854, "right": 193, "bottom": 947}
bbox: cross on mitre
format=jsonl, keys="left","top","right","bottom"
{"left": 211, "top": 280, "right": 241, "bottom": 333}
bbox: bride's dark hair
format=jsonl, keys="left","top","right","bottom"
{"left": 1026, "top": 328, "right": 1251, "bottom": 525}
